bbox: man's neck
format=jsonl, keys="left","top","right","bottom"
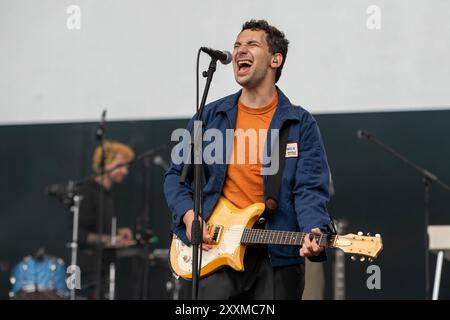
{"left": 95, "top": 176, "right": 112, "bottom": 190}
{"left": 239, "top": 84, "right": 277, "bottom": 108}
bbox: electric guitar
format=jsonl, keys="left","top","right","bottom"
{"left": 169, "top": 197, "right": 383, "bottom": 279}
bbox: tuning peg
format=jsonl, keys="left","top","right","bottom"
{"left": 375, "top": 233, "right": 381, "bottom": 238}
{"left": 351, "top": 256, "right": 356, "bottom": 261}
{"left": 360, "top": 257, "right": 365, "bottom": 262}
{"left": 357, "top": 231, "right": 363, "bottom": 236}
{"left": 366, "top": 232, "right": 371, "bottom": 236}
{"left": 368, "top": 258, "right": 374, "bottom": 262}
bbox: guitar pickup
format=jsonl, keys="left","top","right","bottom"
{"left": 210, "top": 225, "right": 223, "bottom": 244}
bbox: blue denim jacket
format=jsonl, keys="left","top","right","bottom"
{"left": 164, "top": 87, "right": 332, "bottom": 267}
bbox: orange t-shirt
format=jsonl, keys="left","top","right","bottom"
{"left": 222, "top": 92, "right": 278, "bottom": 209}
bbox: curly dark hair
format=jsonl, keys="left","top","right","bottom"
{"left": 242, "top": 19, "right": 289, "bottom": 83}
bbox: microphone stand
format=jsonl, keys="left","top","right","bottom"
{"left": 66, "top": 181, "right": 83, "bottom": 300}
{"left": 137, "top": 155, "right": 154, "bottom": 299}
{"left": 180, "top": 54, "right": 219, "bottom": 300}
{"left": 94, "top": 110, "right": 107, "bottom": 300}
{"left": 357, "top": 129, "right": 450, "bottom": 299}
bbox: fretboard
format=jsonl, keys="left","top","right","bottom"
{"left": 241, "top": 228, "right": 333, "bottom": 247}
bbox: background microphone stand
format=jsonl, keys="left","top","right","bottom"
{"left": 44, "top": 179, "right": 83, "bottom": 299}
{"left": 357, "top": 129, "right": 450, "bottom": 299}
{"left": 94, "top": 109, "right": 107, "bottom": 300}
{"left": 180, "top": 50, "right": 221, "bottom": 300}
{"left": 137, "top": 155, "right": 154, "bottom": 299}
{"left": 68, "top": 183, "right": 83, "bottom": 300}
{"left": 45, "top": 181, "right": 83, "bottom": 300}
{"left": 135, "top": 149, "right": 167, "bottom": 299}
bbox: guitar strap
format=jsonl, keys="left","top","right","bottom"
{"left": 264, "top": 121, "right": 338, "bottom": 235}
{"left": 265, "top": 121, "right": 291, "bottom": 212}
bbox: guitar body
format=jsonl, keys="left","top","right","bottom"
{"left": 169, "top": 197, "right": 265, "bottom": 280}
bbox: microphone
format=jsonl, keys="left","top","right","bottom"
{"left": 96, "top": 109, "right": 107, "bottom": 141}
{"left": 44, "top": 181, "right": 77, "bottom": 206}
{"left": 357, "top": 129, "right": 370, "bottom": 140}
{"left": 200, "top": 47, "right": 232, "bottom": 65}
{"left": 45, "top": 183, "right": 68, "bottom": 198}
{"left": 153, "top": 155, "right": 169, "bottom": 171}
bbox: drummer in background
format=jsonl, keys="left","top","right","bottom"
{"left": 74, "top": 140, "right": 135, "bottom": 299}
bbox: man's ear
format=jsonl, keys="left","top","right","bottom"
{"left": 270, "top": 53, "right": 283, "bottom": 68}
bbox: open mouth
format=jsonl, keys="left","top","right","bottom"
{"left": 237, "top": 59, "right": 253, "bottom": 75}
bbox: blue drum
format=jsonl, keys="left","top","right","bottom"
{"left": 10, "top": 255, "right": 69, "bottom": 299}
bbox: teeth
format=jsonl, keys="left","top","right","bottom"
{"left": 238, "top": 60, "right": 252, "bottom": 67}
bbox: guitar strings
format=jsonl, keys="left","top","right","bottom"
{"left": 212, "top": 226, "right": 338, "bottom": 245}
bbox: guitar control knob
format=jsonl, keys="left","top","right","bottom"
{"left": 357, "top": 231, "right": 363, "bottom": 236}
{"left": 360, "top": 257, "right": 365, "bottom": 262}
{"left": 366, "top": 233, "right": 371, "bottom": 236}
{"left": 375, "top": 234, "right": 381, "bottom": 238}
{"left": 351, "top": 256, "right": 356, "bottom": 261}
{"left": 368, "top": 258, "right": 374, "bottom": 262}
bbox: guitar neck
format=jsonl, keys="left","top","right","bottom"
{"left": 241, "top": 229, "right": 335, "bottom": 247}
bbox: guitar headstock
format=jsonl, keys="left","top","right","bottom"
{"left": 332, "top": 232, "right": 383, "bottom": 261}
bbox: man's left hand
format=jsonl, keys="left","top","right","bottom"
{"left": 117, "top": 228, "right": 134, "bottom": 245}
{"left": 299, "top": 228, "right": 324, "bottom": 257}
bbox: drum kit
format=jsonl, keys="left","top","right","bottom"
{"left": 8, "top": 247, "right": 180, "bottom": 300}
{"left": 9, "top": 250, "right": 68, "bottom": 300}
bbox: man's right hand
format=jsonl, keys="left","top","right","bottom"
{"left": 183, "top": 209, "right": 212, "bottom": 251}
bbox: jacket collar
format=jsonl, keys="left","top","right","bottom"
{"left": 215, "top": 86, "right": 299, "bottom": 122}
{"left": 214, "top": 90, "right": 241, "bottom": 116}
{"left": 276, "top": 87, "right": 299, "bottom": 122}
